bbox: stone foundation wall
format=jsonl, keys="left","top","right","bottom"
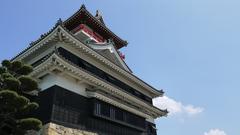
{"left": 26, "top": 123, "right": 98, "bottom": 135}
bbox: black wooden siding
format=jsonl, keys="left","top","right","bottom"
{"left": 33, "top": 85, "right": 157, "bottom": 135}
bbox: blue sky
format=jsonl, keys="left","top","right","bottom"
{"left": 0, "top": 0, "right": 239, "bottom": 135}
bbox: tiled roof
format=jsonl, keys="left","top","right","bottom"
{"left": 63, "top": 4, "right": 128, "bottom": 49}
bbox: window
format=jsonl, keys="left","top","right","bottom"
{"left": 94, "top": 100, "right": 145, "bottom": 129}
{"left": 115, "top": 108, "right": 124, "bottom": 121}
{"left": 110, "top": 107, "right": 115, "bottom": 119}
{"left": 101, "top": 103, "right": 110, "bottom": 117}
{"left": 57, "top": 47, "right": 153, "bottom": 104}
{"left": 52, "top": 105, "right": 79, "bottom": 124}
{"left": 95, "top": 102, "right": 101, "bottom": 115}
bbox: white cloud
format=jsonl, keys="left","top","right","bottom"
{"left": 204, "top": 129, "right": 227, "bottom": 135}
{"left": 153, "top": 96, "right": 204, "bottom": 116}
{"left": 184, "top": 105, "right": 203, "bottom": 115}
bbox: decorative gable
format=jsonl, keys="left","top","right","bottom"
{"left": 87, "top": 40, "right": 131, "bottom": 72}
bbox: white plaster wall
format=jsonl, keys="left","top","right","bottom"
{"left": 38, "top": 74, "right": 56, "bottom": 90}
{"left": 59, "top": 43, "right": 153, "bottom": 97}
{"left": 38, "top": 71, "right": 156, "bottom": 120}
{"left": 39, "top": 73, "right": 88, "bottom": 97}
{"left": 22, "top": 41, "right": 155, "bottom": 98}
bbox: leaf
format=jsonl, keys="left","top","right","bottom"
{"left": 3, "top": 77, "right": 20, "bottom": 91}
{"left": 0, "top": 60, "right": 42, "bottom": 133}
{"left": 0, "top": 90, "right": 18, "bottom": 100}
{"left": 0, "top": 90, "right": 19, "bottom": 112}
{"left": 11, "top": 61, "right": 23, "bottom": 72}
{"left": 1, "top": 60, "right": 11, "bottom": 68}
{"left": 18, "top": 118, "right": 42, "bottom": 131}
{"left": 15, "top": 95, "right": 30, "bottom": 108}
{"left": 17, "top": 65, "right": 33, "bottom": 75}
{"left": 1, "top": 73, "right": 13, "bottom": 79}
{"left": 21, "top": 102, "right": 39, "bottom": 113}
{"left": 19, "top": 76, "right": 38, "bottom": 92}
{"left": 0, "top": 67, "right": 7, "bottom": 74}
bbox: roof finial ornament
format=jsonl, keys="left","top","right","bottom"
{"left": 57, "top": 28, "right": 63, "bottom": 41}
{"left": 56, "top": 18, "right": 63, "bottom": 26}
{"left": 95, "top": 10, "right": 105, "bottom": 25}
{"left": 80, "top": 4, "right": 86, "bottom": 9}
{"left": 96, "top": 10, "right": 101, "bottom": 17}
{"left": 95, "top": 10, "right": 103, "bottom": 19}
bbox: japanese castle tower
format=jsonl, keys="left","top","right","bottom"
{"left": 12, "top": 5, "right": 167, "bottom": 135}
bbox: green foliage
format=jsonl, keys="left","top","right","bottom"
{"left": 3, "top": 77, "right": 20, "bottom": 91}
{"left": 0, "top": 90, "right": 19, "bottom": 112}
{"left": 16, "top": 95, "right": 30, "bottom": 108}
{"left": 11, "top": 61, "right": 23, "bottom": 72}
{"left": 0, "top": 89, "right": 18, "bottom": 98}
{"left": 1, "top": 60, "right": 11, "bottom": 68}
{"left": 18, "top": 118, "right": 42, "bottom": 131}
{"left": 0, "top": 90, "right": 28, "bottom": 112}
{"left": 19, "top": 76, "right": 38, "bottom": 92}
{"left": 17, "top": 65, "right": 33, "bottom": 75}
{"left": 23, "top": 102, "right": 39, "bottom": 112}
{"left": 19, "top": 102, "right": 39, "bottom": 116}
{"left": 0, "top": 67, "right": 6, "bottom": 74}
{"left": 1, "top": 73, "right": 13, "bottom": 79}
{"left": 0, "top": 60, "right": 42, "bottom": 134}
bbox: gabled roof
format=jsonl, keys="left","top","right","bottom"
{"left": 31, "top": 51, "right": 168, "bottom": 118}
{"left": 11, "top": 19, "right": 62, "bottom": 61}
{"left": 87, "top": 40, "right": 132, "bottom": 72}
{"left": 63, "top": 4, "right": 127, "bottom": 49}
{"left": 12, "top": 21, "right": 163, "bottom": 98}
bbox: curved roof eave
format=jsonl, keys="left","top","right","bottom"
{"left": 63, "top": 4, "right": 128, "bottom": 49}
{"left": 12, "top": 23, "right": 163, "bottom": 98}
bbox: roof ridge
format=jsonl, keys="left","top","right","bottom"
{"left": 12, "top": 23, "right": 163, "bottom": 97}
{"left": 63, "top": 5, "right": 128, "bottom": 49}
{"left": 11, "top": 19, "right": 63, "bottom": 61}
{"left": 95, "top": 10, "right": 105, "bottom": 25}
{"left": 51, "top": 53, "right": 167, "bottom": 116}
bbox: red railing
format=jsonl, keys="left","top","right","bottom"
{"left": 72, "top": 24, "right": 104, "bottom": 42}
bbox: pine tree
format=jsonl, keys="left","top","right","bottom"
{"left": 0, "top": 60, "right": 42, "bottom": 135}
